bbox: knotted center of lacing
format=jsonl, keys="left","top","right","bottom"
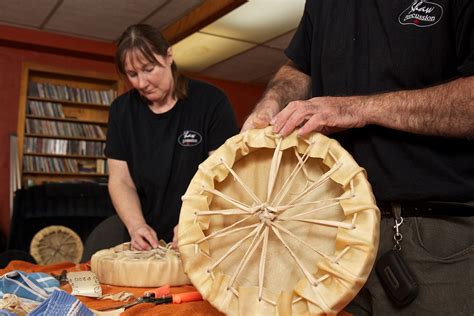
{"left": 256, "top": 203, "right": 277, "bottom": 223}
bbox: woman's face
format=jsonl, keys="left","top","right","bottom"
{"left": 123, "top": 48, "right": 174, "bottom": 104}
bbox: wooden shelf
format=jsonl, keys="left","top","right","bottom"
{"left": 24, "top": 152, "right": 106, "bottom": 159}
{"left": 26, "top": 114, "right": 107, "bottom": 125}
{"left": 17, "top": 63, "right": 122, "bottom": 187}
{"left": 27, "top": 96, "right": 111, "bottom": 109}
{"left": 25, "top": 133, "right": 106, "bottom": 141}
{"left": 23, "top": 171, "right": 108, "bottom": 177}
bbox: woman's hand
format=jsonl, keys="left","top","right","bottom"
{"left": 129, "top": 224, "right": 159, "bottom": 250}
{"left": 171, "top": 225, "right": 179, "bottom": 249}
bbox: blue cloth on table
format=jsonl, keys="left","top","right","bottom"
{"left": 28, "top": 290, "right": 93, "bottom": 316}
{"left": 0, "top": 270, "right": 59, "bottom": 303}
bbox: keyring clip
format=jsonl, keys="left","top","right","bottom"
{"left": 392, "top": 216, "right": 404, "bottom": 251}
{"left": 394, "top": 217, "right": 403, "bottom": 236}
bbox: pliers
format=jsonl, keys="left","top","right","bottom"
{"left": 99, "top": 285, "right": 202, "bottom": 311}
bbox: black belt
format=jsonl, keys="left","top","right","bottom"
{"left": 378, "top": 201, "right": 474, "bottom": 218}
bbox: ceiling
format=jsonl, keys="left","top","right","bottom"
{"left": 0, "top": 0, "right": 305, "bottom": 85}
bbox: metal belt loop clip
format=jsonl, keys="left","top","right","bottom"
{"left": 391, "top": 202, "right": 404, "bottom": 251}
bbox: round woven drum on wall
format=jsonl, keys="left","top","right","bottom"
{"left": 30, "top": 225, "right": 83, "bottom": 265}
{"left": 178, "top": 127, "right": 380, "bottom": 315}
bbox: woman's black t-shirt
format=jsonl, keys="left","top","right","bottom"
{"left": 105, "top": 79, "right": 239, "bottom": 241}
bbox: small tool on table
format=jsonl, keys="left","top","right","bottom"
{"left": 51, "top": 270, "right": 68, "bottom": 285}
{"left": 98, "top": 285, "right": 202, "bottom": 311}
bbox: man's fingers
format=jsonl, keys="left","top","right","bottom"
{"left": 241, "top": 114, "right": 272, "bottom": 133}
{"left": 272, "top": 101, "right": 301, "bottom": 135}
{"left": 242, "top": 101, "right": 280, "bottom": 133}
{"left": 240, "top": 119, "right": 254, "bottom": 133}
{"left": 282, "top": 111, "right": 310, "bottom": 136}
{"left": 298, "top": 116, "right": 344, "bottom": 136}
{"left": 298, "top": 116, "right": 322, "bottom": 136}
{"left": 273, "top": 102, "right": 310, "bottom": 136}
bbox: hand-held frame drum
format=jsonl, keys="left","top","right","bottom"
{"left": 178, "top": 127, "right": 380, "bottom": 315}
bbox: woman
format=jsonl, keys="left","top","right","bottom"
{"left": 101, "top": 24, "right": 238, "bottom": 252}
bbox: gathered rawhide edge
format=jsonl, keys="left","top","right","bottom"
{"left": 90, "top": 242, "right": 190, "bottom": 287}
{"left": 178, "top": 127, "right": 380, "bottom": 315}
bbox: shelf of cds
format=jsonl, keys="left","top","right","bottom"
{"left": 16, "top": 63, "right": 123, "bottom": 187}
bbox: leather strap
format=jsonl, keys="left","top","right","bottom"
{"left": 378, "top": 201, "right": 474, "bottom": 217}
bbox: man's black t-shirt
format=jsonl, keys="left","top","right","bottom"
{"left": 105, "top": 79, "right": 238, "bottom": 241}
{"left": 286, "top": 0, "right": 474, "bottom": 202}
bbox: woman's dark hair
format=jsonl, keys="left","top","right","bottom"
{"left": 116, "top": 24, "right": 188, "bottom": 100}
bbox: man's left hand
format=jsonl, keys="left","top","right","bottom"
{"left": 271, "top": 96, "right": 367, "bottom": 137}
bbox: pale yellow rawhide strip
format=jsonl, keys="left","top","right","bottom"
{"left": 0, "top": 294, "right": 38, "bottom": 315}
{"left": 178, "top": 127, "right": 379, "bottom": 315}
{"left": 90, "top": 242, "right": 190, "bottom": 287}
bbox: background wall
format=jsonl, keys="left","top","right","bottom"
{"left": 0, "top": 25, "right": 265, "bottom": 240}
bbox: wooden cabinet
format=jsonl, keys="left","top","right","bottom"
{"left": 17, "top": 63, "right": 123, "bottom": 187}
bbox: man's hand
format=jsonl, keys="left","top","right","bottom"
{"left": 241, "top": 60, "right": 311, "bottom": 134}
{"left": 129, "top": 224, "right": 159, "bottom": 251}
{"left": 241, "top": 98, "right": 280, "bottom": 132}
{"left": 271, "top": 96, "right": 366, "bottom": 137}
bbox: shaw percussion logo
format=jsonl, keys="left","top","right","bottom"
{"left": 398, "top": 0, "right": 443, "bottom": 27}
{"left": 178, "top": 130, "right": 202, "bottom": 147}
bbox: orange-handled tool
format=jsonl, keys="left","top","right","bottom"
{"left": 144, "top": 284, "right": 202, "bottom": 303}
{"left": 170, "top": 291, "right": 202, "bottom": 304}
{"left": 98, "top": 290, "right": 202, "bottom": 311}
{"left": 144, "top": 284, "right": 171, "bottom": 298}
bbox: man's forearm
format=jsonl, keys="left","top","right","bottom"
{"left": 261, "top": 61, "right": 312, "bottom": 110}
{"left": 365, "top": 76, "right": 474, "bottom": 138}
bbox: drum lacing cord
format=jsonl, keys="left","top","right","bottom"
{"left": 109, "top": 243, "right": 178, "bottom": 260}
{"left": 194, "top": 137, "right": 358, "bottom": 303}
{"left": 0, "top": 294, "right": 38, "bottom": 314}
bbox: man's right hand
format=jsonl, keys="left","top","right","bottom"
{"left": 129, "top": 224, "right": 159, "bottom": 251}
{"left": 241, "top": 98, "right": 280, "bottom": 133}
{"left": 241, "top": 61, "right": 311, "bottom": 134}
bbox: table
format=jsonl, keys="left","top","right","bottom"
{"left": 0, "top": 260, "right": 223, "bottom": 315}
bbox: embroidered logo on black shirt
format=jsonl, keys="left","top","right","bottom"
{"left": 178, "top": 130, "right": 202, "bottom": 147}
{"left": 398, "top": 0, "right": 443, "bottom": 27}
